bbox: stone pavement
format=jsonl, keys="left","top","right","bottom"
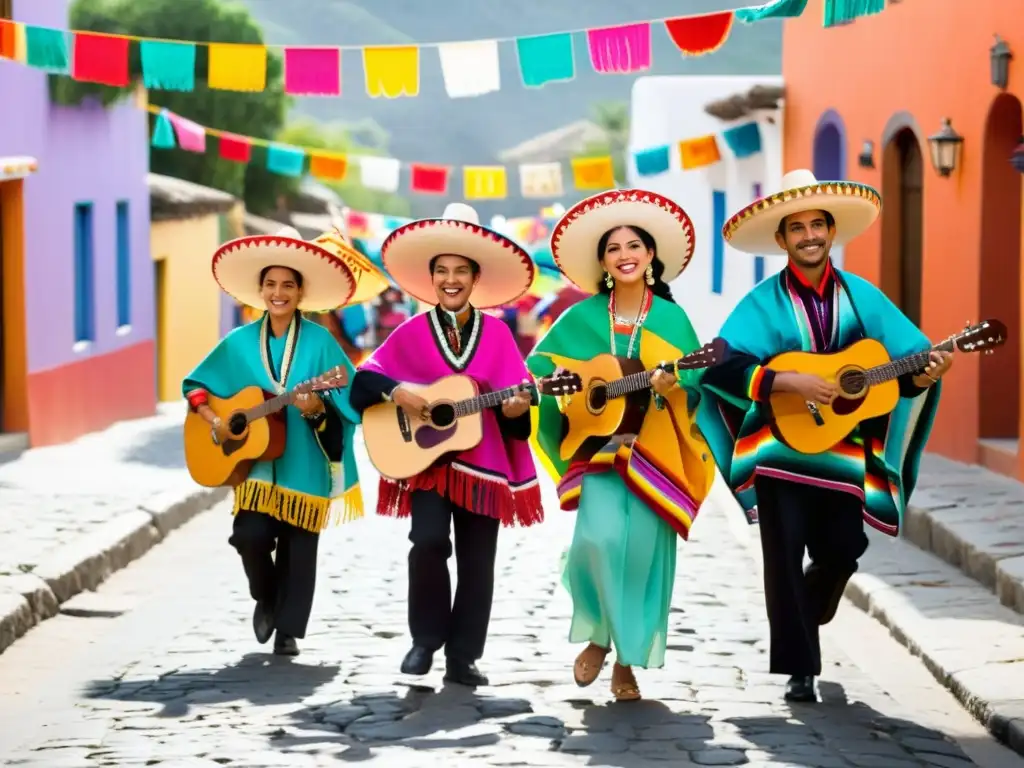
{"left": 0, "top": 403, "right": 227, "bottom": 654}
{"left": 0, "top": 456, "right": 1018, "bottom": 768}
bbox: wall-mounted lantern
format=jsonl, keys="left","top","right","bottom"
{"left": 928, "top": 118, "right": 964, "bottom": 177}
{"left": 991, "top": 35, "right": 1012, "bottom": 90}
{"left": 857, "top": 140, "right": 875, "bottom": 169}
{"left": 1012, "top": 136, "right": 1024, "bottom": 174}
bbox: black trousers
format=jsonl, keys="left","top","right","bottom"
{"left": 228, "top": 510, "right": 320, "bottom": 639}
{"left": 408, "top": 489, "right": 500, "bottom": 662}
{"left": 755, "top": 476, "right": 869, "bottom": 676}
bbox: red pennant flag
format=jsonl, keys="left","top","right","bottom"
{"left": 219, "top": 133, "right": 252, "bottom": 163}
{"left": 410, "top": 163, "right": 450, "bottom": 195}
{"left": 0, "top": 20, "right": 17, "bottom": 60}
{"left": 664, "top": 12, "right": 734, "bottom": 56}
{"left": 72, "top": 32, "right": 130, "bottom": 86}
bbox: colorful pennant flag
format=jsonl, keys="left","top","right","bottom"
{"left": 72, "top": 32, "right": 130, "bottom": 86}
{"left": 587, "top": 23, "right": 652, "bottom": 74}
{"left": 634, "top": 145, "right": 671, "bottom": 176}
{"left": 266, "top": 144, "right": 306, "bottom": 177}
{"left": 520, "top": 162, "right": 564, "bottom": 198}
{"left": 721, "top": 122, "right": 762, "bottom": 159}
{"left": 664, "top": 12, "right": 735, "bottom": 56}
{"left": 679, "top": 136, "right": 722, "bottom": 169}
{"left": 410, "top": 163, "right": 451, "bottom": 195}
{"left": 363, "top": 46, "right": 420, "bottom": 98}
{"left": 438, "top": 40, "right": 501, "bottom": 98}
{"left": 24, "top": 25, "right": 69, "bottom": 73}
{"left": 150, "top": 110, "right": 176, "bottom": 150}
{"left": 0, "top": 19, "right": 16, "bottom": 60}
{"left": 464, "top": 166, "right": 508, "bottom": 199}
{"left": 208, "top": 43, "right": 267, "bottom": 92}
{"left": 571, "top": 157, "right": 616, "bottom": 190}
{"left": 140, "top": 40, "right": 196, "bottom": 91}
{"left": 823, "top": 0, "right": 884, "bottom": 27}
{"left": 516, "top": 33, "right": 575, "bottom": 88}
{"left": 284, "top": 47, "right": 341, "bottom": 96}
{"left": 168, "top": 112, "right": 206, "bottom": 153}
{"left": 358, "top": 156, "right": 401, "bottom": 192}
{"left": 309, "top": 152, "right": 348, "bottom": 181}
{"left": 219, "top": 133, "right": 252, "bottom": 163}
{"left": 735, "top": 0, "right": 809, "bottom": 22}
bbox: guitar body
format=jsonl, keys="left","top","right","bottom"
{"left": 183, "top": 387, "right": 287, "bottom": 488}
{"left": 560, "top": 354, "right": 648, "bottom": 461}
{"left": 362, "top": 374, "right": 485, "bottom": 481}
{"left": 766, "top": 338, "right": 900, "bottom": 455}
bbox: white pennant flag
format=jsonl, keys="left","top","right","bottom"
{"left": 358, "top": 156, "right": 401, "bottom": 193}
{"left": 438, "top": 40, "right": 501, "bottom": 99}
{"left": 519, "top": 162, "right": 564, "bottom": 198}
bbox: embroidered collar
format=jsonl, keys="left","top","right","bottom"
{"left": 786, "top": 258, "right": 835, "bottom": 298}
{"left": 429, "top": 305, "right": 482, "bottom": 370}
{"left": 259, "top": 313, "right": 300, "bottom": 393}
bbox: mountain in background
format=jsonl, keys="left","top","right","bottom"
{"left": 237, "top": 0, "right": 783, "bottom": 216}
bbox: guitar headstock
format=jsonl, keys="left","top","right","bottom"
{"left": 952, "top": 319, "right": 1008, "bottom": 355}
{"left": 307, "top": 365, "right": 350, "bottom": 392}
{"left": 673, "top": 336, "right": 728, "bottom": 371}
{"left": 538, "top": 371, "right": 584, "bottom": 397}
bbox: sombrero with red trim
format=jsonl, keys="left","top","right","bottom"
{"left": 212, "top": 226, "right": 358, "bottom": 312}
{"left": 381, "top": 202, "right": 535, "bottom": 309}
{"left": 723, "top": 169, "right": 881, "bottom": 255}
{"left": 550, "top": 189, "right": 696, "bottom": 293}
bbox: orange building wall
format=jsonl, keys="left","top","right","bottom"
{"left": 782, "top": 0, "right": 1024, "bottom": 470}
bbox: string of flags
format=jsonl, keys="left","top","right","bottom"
{"left": 0, "top": 0, "right": 807, "bottom": 99}
{"left": 149, "top": 105, "right": 766, "bottom": 199}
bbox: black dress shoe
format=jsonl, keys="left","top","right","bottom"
{"left": 444, "top": 659, "right": 489, "bottom": 687}
{"left": 273, "top": 633, "right": 300, "bottom": 656}
{"left": 253, "top": 601, "right": 275, "bottom": 645}
{"left": 784, "top": 675, "right": 817, "bottom": 703}
{"left": 400, "top": 645, "right": 434, "bottom": 676}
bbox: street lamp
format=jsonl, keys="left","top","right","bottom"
{"left": 991, "top": 35, "right": 1012, "bottom": 90}
{"left": 857, "top": 140, "right": 875, "bottom": 169}
{"left": 928, "top": 118, "right": 964, "bottom": 177}
{"left": 1012, "top": 136, "right": 1024, "bottom": 174}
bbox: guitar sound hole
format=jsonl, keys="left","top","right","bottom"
{"left": 588, "top": 385, "right": 608, "bottom": 411}
{"left": 228, "top": 414, "right": 248, "bottom": 435}
{"left": 839, "top": 371, "right": 867, "bottom": 394}
{"left": 430, "top": 403, "right": 456, "bottom": 427}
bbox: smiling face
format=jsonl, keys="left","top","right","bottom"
{"left": 259, "top": 266, "right": 303, "bottom": 319}
{"left": 775, "top": 209, "right": 835, "bottom": 269}
{"left": 431, "top": 254, "right": 479, "bottom": 311}
{"left": 600, "top": 226, "right": 654, "bottom": 286}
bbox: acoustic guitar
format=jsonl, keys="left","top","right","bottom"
{"left": 184, "top": 366, "right": 350, "bottom": 488}
{"left": 362, "top": 372, "right": 583, "bottom": 480}
{"left": 557, "top": 338, "right": 727, "bottom": 461}
{"left": 766, "top": 319, "right": 1007, "bottom": 455}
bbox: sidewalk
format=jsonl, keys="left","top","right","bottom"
{"left": 0, "top": 403, "right": 227, "bottom": 654}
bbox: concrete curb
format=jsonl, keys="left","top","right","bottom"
{"left": 0, "top": 486, "right": 229, "bottom": 655}
{"left": 844, "top": 571, "right": 1024, "bottom": 757}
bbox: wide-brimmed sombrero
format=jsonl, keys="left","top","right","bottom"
{"left": 212, "top": 226, "right": 358, "bottom": 312}
{"left": 312, "top": 229, "right": 391, "bottom": 305}
{"left": 380, "top": 202, "right": 535, "bottom": 309}
{"left": 550, "top": 189, "right": 696, "bottom": 293}
{"left": 723, "top": 169, "right": 881, "bottom": 255}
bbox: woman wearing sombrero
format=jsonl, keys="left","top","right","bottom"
{"left": 526, "top": 189, "right": 716, "bottom": 701}
{"left": 349, "top": 203, "right": 543, "bottom": 687}
{"left": 183, "top": 226, "right": 374, "bottom": 657}
{"left": 697, "top": 170, "right": 952, "bottom": 703}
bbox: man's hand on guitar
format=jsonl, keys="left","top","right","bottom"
{"left": 775, "top": 372, "right": 838, "bottom": 405}
{"left": 501, "top": 388, "right": 532, "bottom": 418}
{"left": 650, "top": 368, "right": 676, "bottom": 396}
{"left": 295, "top": 392, "right": 325, "bottom": 418}
{"left": 393, "top": 385, "right": 430, "bottom": 422}
{"left": 913, "top": 350, "right": 954, "bottom": 388}
{"left": 200, "top": 406, "right": 231, "bottom": 443}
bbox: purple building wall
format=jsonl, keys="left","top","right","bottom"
{"left": 0, "top": 0, "right": 155, "bottom": 444}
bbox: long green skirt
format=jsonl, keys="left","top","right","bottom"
{"left": 561, "top": 469, "right": 677, "bottom": 669}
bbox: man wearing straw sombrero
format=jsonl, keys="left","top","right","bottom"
{"left": 183, "top": 226, "right": 384, "bottom": 657}
{"left": 349, "top": 203, "right": 543, "bottom": 688}
{"left": 698, "top": 170, "right": 953, "bottom": 703}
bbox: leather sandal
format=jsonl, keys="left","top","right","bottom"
{"left": 573, "top": 643, "right": 609, "bottom": 687}
{"left": 611, "top": 662, "right": 641, "bottom": 701}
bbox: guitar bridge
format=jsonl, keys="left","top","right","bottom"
{"left": 397, "top": 409, "right": 413, "bottom": 443}
{"left": 805, "top": 401, "right": 826, "bottom": 427}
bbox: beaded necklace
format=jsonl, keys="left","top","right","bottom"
{"left": 607, "top": 288, "right": 651, "bottom": 359}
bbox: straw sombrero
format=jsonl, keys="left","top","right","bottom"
{"left": 212, "top": 226, "right": 357, "bottom": 312}
{"left": 723, "top": 169, "right": 881, "bottom": 255}
{"left": 550, "top": 189, "right": 696, "bottom": 293}
{"left": 381, "top": 202, "right": 535, "bottom": 309}
{"left": 312, "top": 229, "right": 391, "bottom": 305}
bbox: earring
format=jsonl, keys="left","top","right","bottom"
{"left": 645, "top": 265, "right": 655, "bottom": 285}
{"left": 604, "top": 271, "right": 614, "bottom": 289}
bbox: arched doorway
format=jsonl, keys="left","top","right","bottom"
{"left": 813, "top": 110, "right": 847, "bottom": 267}
{"left": 979, "top": 93, "right": 1023, "bottom": 446}
{"left": 880, "top": 127, "right": 924, "bottom": 327}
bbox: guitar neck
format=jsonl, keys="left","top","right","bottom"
{"left": 606, "top": 368, "right": 663, "bottom": 399}
{"left": 865, "top": 338, "right": 955, "bottom": 385}
{"left": 242, "top": 390, "right": 299, "bottom": 422}
{"left": 453, "top": 384, "right": 534, "bottom": 417}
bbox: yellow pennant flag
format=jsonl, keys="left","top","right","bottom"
{"left": 571, "top": 157, "right": 615, "bottom": 190}
{"left": 679, "top": 135, "right": 721, "bottom": 170}
{"left": 363, "top": 46, "right": 420, "bottom": 98}
{"left": 463, "top": 166, "right": 508, "bottom": 199}
{"left": 208, "top": 43, "right": 267, "bottom": 92}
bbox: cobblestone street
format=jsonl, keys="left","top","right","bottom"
{"left": 0, "top": 450, "right": 1021, "bottom": 768}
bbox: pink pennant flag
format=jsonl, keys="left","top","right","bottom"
{"left": 587, "top": 22, "right": 652, "bottom": 74}
{"left": 284, "top": 47, "right": 341, "bottom": 96}
{"left": 168, "top": 112, "right": 206, "bottom": 153}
